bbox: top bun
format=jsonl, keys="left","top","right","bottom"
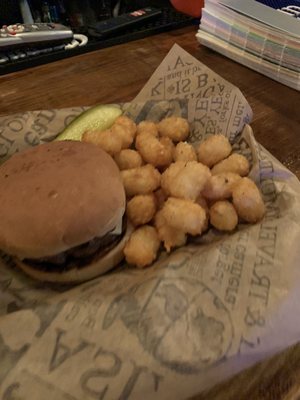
{"left": 0, "top": 140, "right": 126, "bottom": 259}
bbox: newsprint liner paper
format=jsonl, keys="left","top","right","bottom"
{"left": 0, "top": 44, "right": 299, "bottom": 400}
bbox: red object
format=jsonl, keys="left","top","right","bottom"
{"left": 170, "top": 0, "right": 204, "bottom": 17}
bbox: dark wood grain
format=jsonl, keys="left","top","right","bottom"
{"left": 1, "top": 26, "right": 300, "bottom": 399}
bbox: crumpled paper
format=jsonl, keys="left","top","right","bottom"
{"left": 0, "top": 44, "right": 299, "bottom": 400}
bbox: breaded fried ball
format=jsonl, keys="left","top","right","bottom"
{"left": 111, "top": 123, "right": 134, "bottom": 149}
{"left": 114, "top": 149, "right": 143, "bottom": 170}
{"left": 154, "top": 208, "right": 187, "bottom": 252}
{"left": 211, "top": 153, "right": 250, "bottom": 176}
{"left": 173, "top": 141, "right": 197, "bottom": 162}
{"left": 232, "top": 177, "right": 265, "bottom": 223}
{"left": 126, "top": 194, "right": 157, "bottom": 226}
{"left": 121, "top": 164, "right": 161, "bottom": 197}
{"left": 157, "top": 116, "right": 189, "bottom": 142}
{"left": 161, "top": 197, "right": 207, "bottom": 236}
{"left": 209, "top": 201, "right": 238, "bottom": 231}
{"left": 197, "top": 135, "right": 232, "bottom": 167}
{"left": 124, "top": 225, "right": 161, "bottom": 268}
{"left": 137, "top": 120, "right": 158, "bottom": 137}
{"left": 161, "top": 161, "right": 211, "bottom": 201}
{"left": 202, "top": 172, "right": 242, "bottom": 201}
{"left": 114, "top": 115, "right": 137, "bottom": 137}
{"left": 82, "top": 129, "right": 122, "bottom": 156}
{"left": 135, "top": 131, "right": 174, "bottom": 168}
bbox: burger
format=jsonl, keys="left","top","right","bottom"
{"left": 0, "top": 140, "right": 131, "bottom": 283}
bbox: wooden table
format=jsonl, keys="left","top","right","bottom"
{"left": 1, "top": 25, "right": 300, "bottom": 399}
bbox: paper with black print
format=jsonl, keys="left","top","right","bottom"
{"left": 0, "top": 44, "right": 300, "bottom": 400}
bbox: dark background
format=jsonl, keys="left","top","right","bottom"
{"left": 0, "top": 0, "right": 173, "bottom": 27}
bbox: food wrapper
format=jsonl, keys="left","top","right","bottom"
{"left": 0, "top": 44, "right": 300, "bottom": 400}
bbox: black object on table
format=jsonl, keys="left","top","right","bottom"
{"left": 0, "top": 7, "right": 196, "bottom": 75}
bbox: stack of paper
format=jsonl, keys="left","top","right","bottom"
{"left": 196, "top": 0, "right": 300, "bottom": 90}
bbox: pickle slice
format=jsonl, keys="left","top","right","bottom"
{"left": 56, "top": 104, "right": 122, "bottom": 141}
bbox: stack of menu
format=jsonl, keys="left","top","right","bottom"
{"left": 196, "top": 0, "right": 300, "bottom": 91}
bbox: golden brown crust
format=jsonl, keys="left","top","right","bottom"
{"left": 0, "top": 141, "right": 125, "bottom": 259}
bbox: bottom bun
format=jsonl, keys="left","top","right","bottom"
{"left": 14, "top": 223, "right": 133, "bottom": 284}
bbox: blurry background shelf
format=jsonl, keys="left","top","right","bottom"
{"left": 0, "top": 0, "right": 197, "bottom": 75}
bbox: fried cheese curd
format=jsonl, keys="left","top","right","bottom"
{"left": 111, "top": 123, "right": 135, "bottom": 149}
{"left": 173, "top": 141, "right": 197, "bottom": 162}
{"left": 82, "top": 129, "right": 122, "bottom": 156}
{"left": 211, "top": 153, "right": 250, "bottom": 176}
{"left": 121, "top": 164, "right": 161, "bottom": 197}
{"left": 232, "top": 177, "right": 266, "bottom": 223}
{"left": 82, "top": 115, "right": 137, "bottom": 155}
{"left": 124, "top": 225, "right": 161, "bottom": 268}
{"left": 126, "top": 194, "right": 157, "bottom": 227}
{"left": 135, "top": 131, "right": 174, "bottom": 168}
{"left": 202, "top": 172, "right": 242, "bottom": 201}
{"left": 114, "top": 149, "right": 143, "bottom": 170}
{"left": 161, "top": 197, "right": 207, "bottom": 236}
{"left": 209, "top": 201, "right": 238, "bottom": 231}
{"left": 157, "top": 116, "right": 189, "bottom": 142}
{"left": 136, "top": 120, "right": 158, "bottom": 137}
{"left": 84, "top": 113, "right": 265, "bottom": 268}
{"left": 114, "top": 115, "right": 137, "bottom": 137}
{"left": 161, "top": 161, "right": 211, "bottom": 201}
{"left": 154, "top": 208, "right": 187, "bottom": 252}
{"left": 197, "top": 135, "right": 232, "bottom": 167}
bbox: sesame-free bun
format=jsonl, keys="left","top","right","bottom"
{"left": 0, "top": 140, "right": 126, "bottom": 260}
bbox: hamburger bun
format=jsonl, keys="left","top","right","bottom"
{"left": 14, "top": 226, "right": 132, "bottom": 283}
{"left": 0, "top": 140, "right": 130, "bottom": 283}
